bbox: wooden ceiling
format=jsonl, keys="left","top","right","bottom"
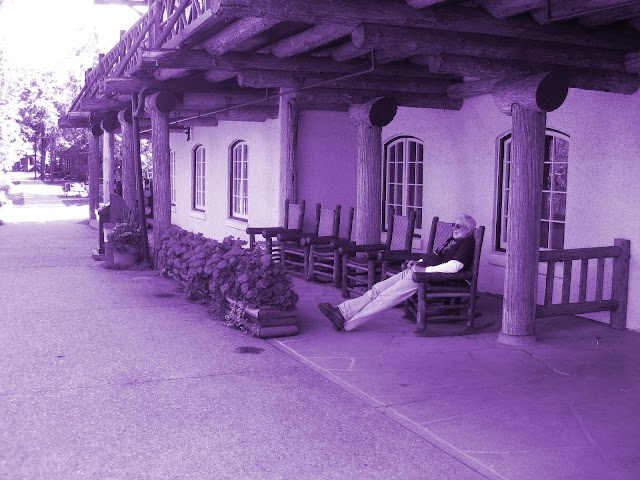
{"left": 63, "top": 0, "right": 640, "bottom": 128}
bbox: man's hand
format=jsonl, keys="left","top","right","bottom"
{"left": 406, "top": 259, "right": 424, "bottom": 269}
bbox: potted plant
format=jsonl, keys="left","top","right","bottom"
{"left": 107, "top": 222, "right": 143, "bottom": 267}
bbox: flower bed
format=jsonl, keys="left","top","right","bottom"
{"left": 157, "top": 226, "right": 299, "bottom": 337}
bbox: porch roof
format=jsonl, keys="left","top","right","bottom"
{"left": 60, "top": 0, "right": 640, "bottom": 128}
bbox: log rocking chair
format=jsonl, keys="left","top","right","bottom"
{"left": 340, "top": 208, "right": 417, "bottom": 298}
{"left": 302, "top": 207, "right": 355, "bottom": 286}
{"left": 277, "top": 203, "right": 342, "bottom": 278}
{"left": 245, "top": 199, "right": 305, "bottom": 261}
{"left": 409, "top": 225, "right": 485, "bottom": 331}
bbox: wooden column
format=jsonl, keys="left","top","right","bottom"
{"left": 349, "top": 97, "right": 397, "bottom": 245}
{"left": 118, "top": 108, "right": 137, "bottom": 214}
{"left": 49, "top": 136, "right": 56, "bottom": 182}
{"left": 87, "top": 125, "right": 102, "bottom": 221}
{"left": 146, "top": 92, "right": 178, "bottom": 262}
{"left": 102, "top": 131, "right": 115, "bottom": 202}
{"left": 494, "top": 72, "right": 568, "bottom": 345}
{"left": 279, "top": 89, "right": 299, "bottom": 226}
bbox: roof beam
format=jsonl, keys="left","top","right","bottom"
{"left": 140, "top": 50, "right": 454, "bottom": 79}
{"left": 237, "top": 69, "right": 454, "bottom": 95}
{"left": 264, "top": 24, "right": 353, "bottom": 58}
{"left": 480, "top": 0, "right": 545, "bottom": 18}
{"left": 210, "top": 0, "right": 639, "bottom": 50}
{"left": 100, "top": 77, "right": 225, "bottom": 95}
{"left": 422, "top": 54, "right": 640, "bottom": 93}
{"left": 298, "top": 88, "right": 462, "bottom": 110}
{"left": 203, "top": 17, "right": 280, "bottom": 55}
{"left": 352, "top": 23, "right": 627, "bottom": 71}
{"left": 578, "top": 4, "right": 640, "bottom": 27}
{"left": 404, "top": 0, "right": 448, "bottom": 7}
{"left": 627, "top": 52, "right": 640, "bottom": 72}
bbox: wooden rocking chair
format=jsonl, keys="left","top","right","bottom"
{"left": 409, "top": 225, "right": 485, "bottom": 330}
{"left": 340, "top": 208, "right": 416, "bottom": 298}
{"left": 245, "top": 199, "right": 305, "bottom": 261}
{"left": 277, "top": 204, "right": 341, "bottom": 278}
{"left": 378, "top": 216, "right": 454, "bottom": 281}
{"left": 302, "top": 207, "right": 355, "bottom": 286}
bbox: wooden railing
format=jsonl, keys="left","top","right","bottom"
{"left": 536, "top": 239, "right": 630, "bottom": 329}
{"left": 72, "top": 0, "right": 211, "bottom": 110}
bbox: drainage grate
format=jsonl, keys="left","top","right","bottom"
{"left": 234, "top": 346, "right": 264, "bottom": 354}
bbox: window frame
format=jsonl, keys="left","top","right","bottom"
{"left": 495, "top": 128, "right": 570, "bottom": 252}
{"left": 382, "top": 135, "right": 424, "bottom": 237}
{"left": 192, "top": 144, "right": 205, "bottom": 212}
{"left": 229, "top": 140, "right": 248, "bottom": 221}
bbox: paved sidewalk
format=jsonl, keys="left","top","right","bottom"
{"left": 2, "top": 174, "right": 639, "bottom": 479}
{"left": 0, "top": 176, "right": 481, "bottom": 479}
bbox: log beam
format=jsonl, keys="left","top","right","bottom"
{"left": 481, "top": 0, "right": 544, "bottom": 18}
{"left": 424, "top": 54, "right": 640, "bottom": 94}
{"left": 101, "top": 77, "right": 218, "bottom": 96}
{"left": 203, "top": 17, "right": 280, "bottom": 56}
{"left": 493, "top": 71, "right": 568, "bottom": 115}
{"left": 349, "top": 97, "right": 397, "bottom": 245}
{"left": 102, "top": 131, "right": 115, "bottom": 203}
{"left": 353, "top": 23, "right": 627, "bottom": 72}
{"left": 266, "top": 24, "right": 353, "bottom": 58}
{"left": 80, "top": 98, "right": 128, "bottom": 112}
{"left": 154, "top": 68, "right": 193, "bottom": 81}
{"left": 210, "top": 0, "right": 638, "bottom": 50}
{"left": 87, "top": 130, "right": 101, "bottom": 221}
{"left": 141, "top": 50, "right": 450, "bottom": 79}
{"left": 405, "top": 0, "right": 448, "bottom": 7}
{"left": 626, "top": 52, "right": 640, "bottom": 73}
{"left": 237, "top": 69, "right": 454, "bottom": 95}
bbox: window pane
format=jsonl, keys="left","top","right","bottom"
{"left": 415, "top": 186, "right": 422, "bottom": 207}
{"left": 408, "top": 185, "right": 415, "bottom": 205}
{"left": 543, "top": 163, "right": 552, "bottom": 191}
{"left": 551, "top": 223, "right": 565, "bottom": 249}
{"left": 397, "top": 162, "right": 403, "bottom": 183}
{"left": 389, "top": 162, "right": 395, "bottom": 182}
{"left": 409, "top": 162, "right": 415, "bottom": 183}
{"left": 388, "top": 185, "right": 394, "bottom": 203}
{"left": 416, "top": 162, "right": 423, "bottom": 184}
{"left": 540, "top": 221, "right": 549, "bottom": 249}
{"left": 395, "top": 185, "right": 403, "bottom": 204}
{"left": 555, "top": 138, "right": 569, "bottom": 162}
{"left": 553, "top": 193, "right": 566, "bottom": 221}
{"left": 415, "top": 208, "right": 422, "bottom": 229}
{"left": 505, "top": 162, "right": 510, "bottom": 188}
{"left": 544, "top": 136, "right": 553, "bottom": 161}
{"left": 541, "top": 192, "right": 550, "bottom": 220}
{"left": 553, "top": 163, "right": 568, "bottom": 192}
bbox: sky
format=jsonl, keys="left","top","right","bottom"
{"left": 0, "top": 0, "right": 143, "bottom": 69}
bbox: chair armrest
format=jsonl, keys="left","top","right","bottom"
{"left": 277, "top": 231, "right": 308, "bottom": 242}
{"left": 302, "top": 235, "right": 337, "bottom": 246}
{"left": 412, "top": 271, "right": 473, "bottom": 283}
{"left": 246, "top": 226, "right": 281, "bottom": 235}
{"left": 261, "top": 227, "right": 293, "bottom": 238}
{"left": 377, "top": 251, "right": 424, "bottom": 262}
{"left": 329, "top": 238, "right": 355, "bottom": 250}
{"left": 339, "top": 243, "right": 386, "bottom": 256}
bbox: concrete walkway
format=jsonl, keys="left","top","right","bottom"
{"left": 1, "top": 173, "right": 639, "bottom": 479}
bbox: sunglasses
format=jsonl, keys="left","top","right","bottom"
{"left": 452, "top": 223, "right": 465, "bottom": 230}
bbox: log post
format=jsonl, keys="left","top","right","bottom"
{"left": 87, "top": 126, "right": 102, "bottom": 221}
{"left": 146, "top": 92, "right": 177, "bottom": 263}
{"left": 349, "top": 97, "right": 397, "bottom": 245}
{"left": 494, "top": 73, "right": 567, "bottom": 345}
{"left": 118, "top": 108, "right": 137, "bottom": 216}
{"left": 279, "top": 88, "right": 299, "bottom": 226}
{"left": 102, "top": 131, "right": 115, "bottom": 203}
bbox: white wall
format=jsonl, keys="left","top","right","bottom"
{"left": 383, "top": 89, "right": 640, "bottom": 331}
{"left": 169, "top": 119, "right": 281, "bottom": 242}
{"left": 168, "top": 88, "right": 640, "bottom": 331}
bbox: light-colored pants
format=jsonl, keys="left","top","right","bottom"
{"left": 338, "top": 267, "right": 418, "bottom": 331}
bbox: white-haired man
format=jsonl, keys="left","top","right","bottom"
{"left": 319, "top": 214, "right": 477, "bottom": 332}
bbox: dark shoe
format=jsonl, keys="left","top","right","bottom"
{"left": 318, "top": 302, "right": 345, "bottom": 331}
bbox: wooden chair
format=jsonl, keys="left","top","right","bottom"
{"left": 340, "top": 208, "right": 417, "bottom": 298}
{"left": 378, "top": 216, "right": 454, "bottom": 280}
{"left": 409, "top": 226, "right": 485, "bottom": 330}
{"left": 277, "top": 204, "right": 341, "bottom": 278}
{"left": 245, "top": 199, "right": 305, "bottom": 261}
{"left": 303, "top": 207, "right": 355, "bottom": 286}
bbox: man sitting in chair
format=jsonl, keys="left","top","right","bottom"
{"left": 318, "top": 214, "right": 476, "bottom": 332}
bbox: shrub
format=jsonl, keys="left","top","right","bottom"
{"left": 107, "top": 222, "right": 143, "bottom": 252}
{"left": 157, "top": 226, "right": 299, "bottom": 317}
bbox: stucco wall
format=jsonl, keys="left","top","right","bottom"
{"left": 383, "top": 89, "right": 640, "bottom": 331}
{"left": 297, "top": 111, "right": 358, "bottom": 237}
{"left": 169, "top": 120, "right": 280, "bottom": 241}
{"left": 167, "top": 88, "right": 639, "bottom": 331}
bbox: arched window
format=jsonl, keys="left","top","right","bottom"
{"left": 192, "top": 145, "right": 205, "bottom": 211}
{"left": 496, "top": 129, "right": 569, "bottom": 251}
{"left": 383, "top": 136, "right": 424, "bottom": 235}
{"left": 229, "top": 140, "right": 248, "bottom": 220}
{"left": 169, "top": 149, "right": 176, "bottom": 206}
